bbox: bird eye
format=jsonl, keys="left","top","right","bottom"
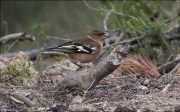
{"left": 97, "top": 34, "right": 101, "bottom": 36}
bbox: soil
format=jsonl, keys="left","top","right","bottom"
{"left": 1, "top": 73, "right": 180, "bottom": 112}
{"left": 0, "top": 52, "right": 180, "bottom": 112}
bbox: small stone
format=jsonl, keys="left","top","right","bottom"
{"left": 71, "top": 95, "right": 83, "bottom": 104}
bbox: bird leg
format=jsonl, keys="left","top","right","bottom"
{"left": 73, "top": 62, "right": 83, "bottom": 69}
{"left": 73, "top": 62, "right": 94, "bottom": 71}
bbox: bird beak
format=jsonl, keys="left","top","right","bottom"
{"left": 103, "top": 33, "right": 110, "bottom": 39}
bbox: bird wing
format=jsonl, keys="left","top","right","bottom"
{"left": 74, "top": 37, "right": 100, "bottom": 53}
{"left": 47, "top": 37, "right": 101, "bottom": 54}
{"left": 48, "top": 40, "right": 94, "bottom": 54}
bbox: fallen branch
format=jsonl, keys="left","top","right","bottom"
{"left": 11, "top": 93, "right": 35, "bottom": 107}
{"left": 1, "top": 89, "right": 35, "bottom": 107}
{"left": 0, "top": 32, "right": 35, "bottom": 45}
{"left": 0, "top": 49, "right": 40, "bottom": 60}
{"left": 0, "top": 49, "right": 67, "bottom": 61}
{"left": 60, "top": 45, "right": 127, "bottom": 90}
{"left": 10, "top": 96, "right": 24, "bottom": 104}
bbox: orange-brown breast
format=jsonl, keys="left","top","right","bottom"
{"left": 68, "top": 43, "right": 101, "bottom": 63}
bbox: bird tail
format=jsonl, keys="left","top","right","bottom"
{"left": 47, "top": 46, "right": 60, "bottom": 51}
{"left": 47, "top": 46, "right": 74, "bottom": 53}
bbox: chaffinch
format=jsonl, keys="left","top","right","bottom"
{"left": 47, "top": 30, "right": 109, "bottom": 64}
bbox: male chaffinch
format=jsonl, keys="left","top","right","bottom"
{"left": 47, "top": 30, "right": 109, "bottom": 64}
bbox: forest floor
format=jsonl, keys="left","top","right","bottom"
{"left": 0, "top": 52, "right": 180, "bottom": 112}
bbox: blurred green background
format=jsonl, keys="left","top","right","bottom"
{"left": 1, "top": 1, "right": 179, "bottom": 70}
{"left": 1, "top": 1, "right": 105, "bottom": 52}
{"left": 1, "top": 1, "right": 177, "bottom": 51}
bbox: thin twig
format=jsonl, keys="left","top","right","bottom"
{"left": 78, "top": 6, "right": 93, "bottom": 30}
{"left": 84, "top": 0, "right": 136, "bottom": 19}
{"left": 104, "top": 24, "right": 179, "bottom": 49}
{"left": 163, "top": 24, "right": 179, "bottom": 34}
{"left": 134, "top": 32, "right": 143, "bottom": 49}
{"left": 115, "top": 32, "right": 125, "bottom": 44}
{"left": 165, "top": 12, "right": 180, "bottom": 23}
{"left": 138, "top": 16, "right": 149, "bottom": 30}
{"left": 6, "top": 39, "right": 19, "bottom": 53}
{"left": 159, "top": 33, "right": 175, "bottom": 55}
{"left": 49, "top": 36, "right": 72, "bottom": 41}
{"left": 104, "top": 33, "right": 151, "bottom": 49}
{"left": 103, "top": 11, "right": 112, "bottom": 46}
{"left": 168, "top": 63, "right": 180, "bottom": 74}
{"left": 103, "top": 11, "right": 112, "bottom": 31}
{"left": 104, "top": 29, "right": 133, "bottom": 33}
{"left": 82, "top": 78, "right": 96, "bottom": 99}
{"left": 158, "top": 58, "right": 180, "bottom": 70}
{"left": 81, "top": 2, "right": 135, "bottom": 34}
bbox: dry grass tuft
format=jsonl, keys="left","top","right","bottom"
{"left": 118, "top": 55, "right": 161, "bottom": 78}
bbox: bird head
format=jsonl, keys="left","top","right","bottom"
{"left": 88, "top": 30, "right": 109, "bottom": 44}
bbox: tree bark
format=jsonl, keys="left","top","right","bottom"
{"left": 60, "top": 45, "right": 127, "bottom": 90}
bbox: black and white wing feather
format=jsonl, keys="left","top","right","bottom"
{"left": 47, "top": 41, "right": 95, "bottom": 54}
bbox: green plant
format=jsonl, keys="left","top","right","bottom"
{"left": 3, "top": 58, "right": 33, "bottom": 86}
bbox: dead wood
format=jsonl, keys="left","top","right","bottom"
{"left": 1, "top": 87, "right": 35, "bottom": 107}
{"left": 0, "top": 50, "right": 68, "bottom": 61}
{"left": 60, "top": 45, "right": 127, "bottom": 90}
{"left": 0, "top": 32, "right": 35, "bottom": 45}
